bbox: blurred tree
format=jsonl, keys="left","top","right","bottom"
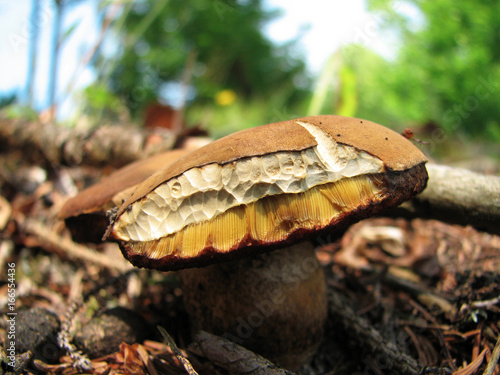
{"left": 100, "top": 0, "right": 309, "bottom": 127}
{"left": 348, "top": 0, "right": 500, "bottom": 140}
{"left": 26, "top": 0, "right": 40, "bottom": 107}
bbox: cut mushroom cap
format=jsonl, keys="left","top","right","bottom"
{"left": 105, "top": 115, "right": 428, "bottom": 270}
{"left": 60, "top": 149, "right": 191, "bottom": 242}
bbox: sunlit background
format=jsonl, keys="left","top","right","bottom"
{"left": 1, "top": 0, "right": 499, "bottom": 165}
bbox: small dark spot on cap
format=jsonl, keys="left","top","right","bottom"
{"left": 385, "top": 137, "right": 388, "bottom": 140}
{"left": 337, "top": 134, "right": 341, "bottom": 137}
{"left": 319, "top": 121, "right": 322, "bottom": 124}
{"left": 360, "top": 121, "right": 363, "bottom": 123}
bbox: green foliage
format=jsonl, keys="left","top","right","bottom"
{"left": 102, "top": 0, "right": 309, "bottom": 127}
{"left": 79, "top": 83, "right": 129, "bottom": 124}
{"left": 2, "top": 105, "right": 39, "bottom": 121}
{"left": 340, "top": 44, "right": 440, "bottom": 129}
{"left": 1, "top": 92, "right": 38, "bottom": 121}
{"left": 60, "top": 20, "right": 80, "bottom": 45}
{"left": 0, "top": 93, "right": 17, "bottom": 110}
{"left": 336, "top": 65, "right": 358, "bottom": 117}
{"left": 307, "top": 53, "right": 341, "bottom": 116}
{"left": 306, "top": 52, "right": 358, "bottom": 118}
{"left": 188, "top": 88, "right": 308, "bottom": 139}
{"left": 355, "top": 0, "right": 500, "bottom": 139}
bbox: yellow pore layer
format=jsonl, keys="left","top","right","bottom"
{"left": 128, "top": 174, "right": 385, "bottom": 260}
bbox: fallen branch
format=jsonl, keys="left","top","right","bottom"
{"left": 0, "top": 116, "right": 176, "bottom": 167}
{"left": 393, "top": 164, "right": 500, "bottom": 235}
{"left": 190, "top": 331, "right": 296, "bottom": 375}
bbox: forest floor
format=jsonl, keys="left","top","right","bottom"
{"left": 0, "top": 121, "right": 499, "bottom": 375}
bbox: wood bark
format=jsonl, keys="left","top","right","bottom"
{"left": 191, "top": 331, "right": 296, "bottom": 375}
{"left": 392, "top": 164, "right": 500, "bottom": 235}
{"left": 0, "top": 116, "right": 176, "bottom": 168}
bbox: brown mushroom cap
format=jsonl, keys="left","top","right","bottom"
{"left": 117, "top": 115, "right": 425, "bottom": 212}
{"left": 106, "top": 115, "right": 428, "bottom": 270}
{"left": 60, "top": 149, "right": 191, "bottom": 219}
{"left": 60, "top": 149, "right": 190, "bottom": 242}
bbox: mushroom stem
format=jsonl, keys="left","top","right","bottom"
{"left": 179, "top": 242, "right": 327, "bottom": 371}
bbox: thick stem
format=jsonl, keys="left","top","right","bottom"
{"left": 179, "top": 242, "right": 327, "bottom": 371}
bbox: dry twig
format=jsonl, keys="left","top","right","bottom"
{"left": 328, "top": 291, "right": 422, "bottom": 375}
{"left": 483, "top": 334, "right": 500, "bottom": 375}
{"left": 57, "top": 269, "right": 138, "bottom": 371}
{"left": 21, "top": 217, "right": 133, "bottom": 272}
{"left": 158, "top": 326, "right": 199, "bottom": 375}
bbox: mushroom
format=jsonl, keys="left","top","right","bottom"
{"left": 59, "top": 149, "right": 191, "bottom": 242}
{"left": 104, "top": 115, "right": 428, "bottom": 370}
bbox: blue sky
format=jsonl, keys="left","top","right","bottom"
{"left": 0, "top": 0, "right": 101, "bottom": 116}
{"left": 0, "top": 0, "right": 406, "bottom": 118}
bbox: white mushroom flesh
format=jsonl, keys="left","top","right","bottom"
{"left": 113, "top": 121, "right": 385, "bottom": 244}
